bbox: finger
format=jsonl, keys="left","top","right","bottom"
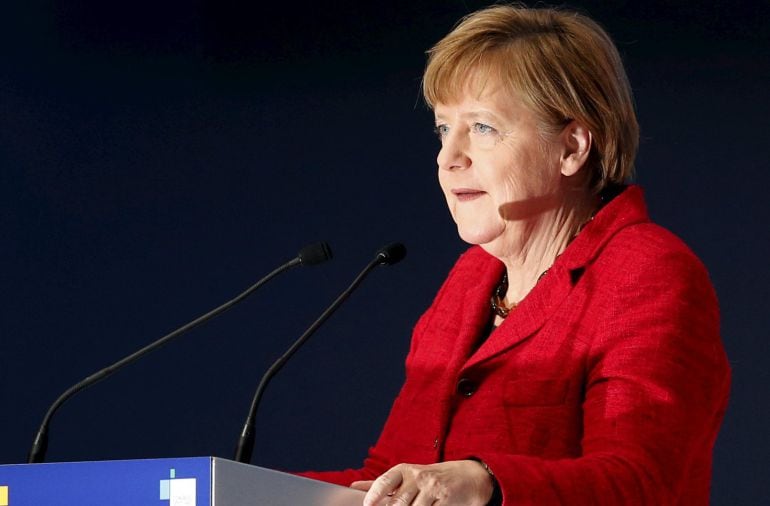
{"left": 351, "top": 480, "right": 374, "bottom": 491}
{"left": 410, "top": 490, "right": 438, "bottom": 506}
{"left": 384, "top": 485, "right": 419, "bottom": 506}
{"left": 363, "top": 467, "right": 405, "bottom": 506}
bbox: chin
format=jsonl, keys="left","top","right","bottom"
{"left": 456, "top": 223, "right": 504, "bottom": 247}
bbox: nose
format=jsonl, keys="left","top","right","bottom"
{"left": 437, "top": 130, "right": 471, "bottom": 172}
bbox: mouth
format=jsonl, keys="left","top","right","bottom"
{"left": 452, "top": 188, "right": 486, "bottom": 202}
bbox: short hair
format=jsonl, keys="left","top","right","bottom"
{"left": 423, "top": 3, "right": 639, "bottom": 192}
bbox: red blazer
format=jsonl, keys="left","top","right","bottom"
{"left": 302, "top": 186, "right": 730, "bottom": 505}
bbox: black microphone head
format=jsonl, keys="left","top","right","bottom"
{"left": 298, "top": 242, "right": 333, "bottom": 266}
{"left": 375, "top": 242, "right": 407, "bottom": 266}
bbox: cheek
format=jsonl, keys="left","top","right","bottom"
{"left": 495, "top": 145, "right": 558, "bottom": 198}
{"left": 498, "top": 172, "right": 525, "bottom": 200}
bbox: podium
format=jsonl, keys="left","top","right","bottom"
{"left": 0, "top": 457, "right": 365, "bottom": 506}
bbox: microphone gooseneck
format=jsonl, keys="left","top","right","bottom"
{"left": 27, "top": 241, "right": 332, "bottom": 464}
{"left": 233, "top": 242, "right": 407, "bottom": 464}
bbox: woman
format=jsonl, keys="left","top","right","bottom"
{"left": 302, "top": 4, "right": 730, "bottom": 505}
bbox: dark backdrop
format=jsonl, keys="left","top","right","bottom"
{"left": 2, "top": 1, "right": 768, "bottom": 503}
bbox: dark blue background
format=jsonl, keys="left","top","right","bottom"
{"left": 2, "top": 1, "right": 768, "bottom": 503}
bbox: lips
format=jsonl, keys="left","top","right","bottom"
{"left": 452, "top": 188, "right": 486, "bottom": 202}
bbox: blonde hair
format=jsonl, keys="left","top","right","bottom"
{"left": 423, "top": 4, "right": 639, "bottom": 192}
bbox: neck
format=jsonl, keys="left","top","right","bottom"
{"left": 491, "top": 188, "right": 597, "bottom": 306}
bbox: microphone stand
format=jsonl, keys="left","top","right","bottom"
{"left": 28, "top": 242, "right": 332, "bottom": 463}
{"left": 234, "top": 242, "right": 406, "bottom": 464}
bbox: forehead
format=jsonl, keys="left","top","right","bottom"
{"left": 439, "top": 68, "right": 502, "bottom": 105}
{"left": 433, "top": 77, "right": 532, "bottom": 123}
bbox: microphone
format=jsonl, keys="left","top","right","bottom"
{"left": 27, "top": 241, "right": 333, "bottom": 464}
{"left": 233, "top": 242, "right": 407, "bottom": 464}
{"left": 375, "top": 242, "right": 407, "bottom": 266}
{"left": 234, "top": 242, "right": 406, "bottom": 464}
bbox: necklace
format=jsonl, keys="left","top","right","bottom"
{"left": 490, "top": 269, "right": 550, "bottom": 318}
{"left": 490, "top": 272, "right": 514, "bottom": 318}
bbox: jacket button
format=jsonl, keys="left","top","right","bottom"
{"left": 457, "top": 377, "right": 477, "bottom": 397}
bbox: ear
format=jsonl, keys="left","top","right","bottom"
{"left": 559, "top": 120, "right": 592, "bottom": 177}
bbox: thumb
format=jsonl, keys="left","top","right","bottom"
{"left": 350, "top": 480, "right": 374, "bottom": 491}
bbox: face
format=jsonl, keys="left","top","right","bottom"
{"left": 434, "top": 82, "right": 572, "bottom": 257}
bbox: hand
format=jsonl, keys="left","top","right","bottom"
{"left": 352, "top": 460, "right": 494, "bottom": 506}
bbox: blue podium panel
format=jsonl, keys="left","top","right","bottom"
{"left": 0, "top": 457, "right": 365, "bottom": 506}
{"left": 0, "top": 457, "right": 211, "bottom": 506}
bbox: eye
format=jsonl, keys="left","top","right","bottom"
{"left": 472, "top": 122, "right": 497, "bottom": 135}
{"left": 433, "top": 124, "right": 450, "bottom": 140}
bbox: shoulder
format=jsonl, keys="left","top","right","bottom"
{"left": 583, "top": 221, "right": 721, "bottom": 354}
{"left": 596, "top": 222, "right": 712, "bottom": 288}
{"left": 571, "top": 198, "right": 721, "bottom": 344}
